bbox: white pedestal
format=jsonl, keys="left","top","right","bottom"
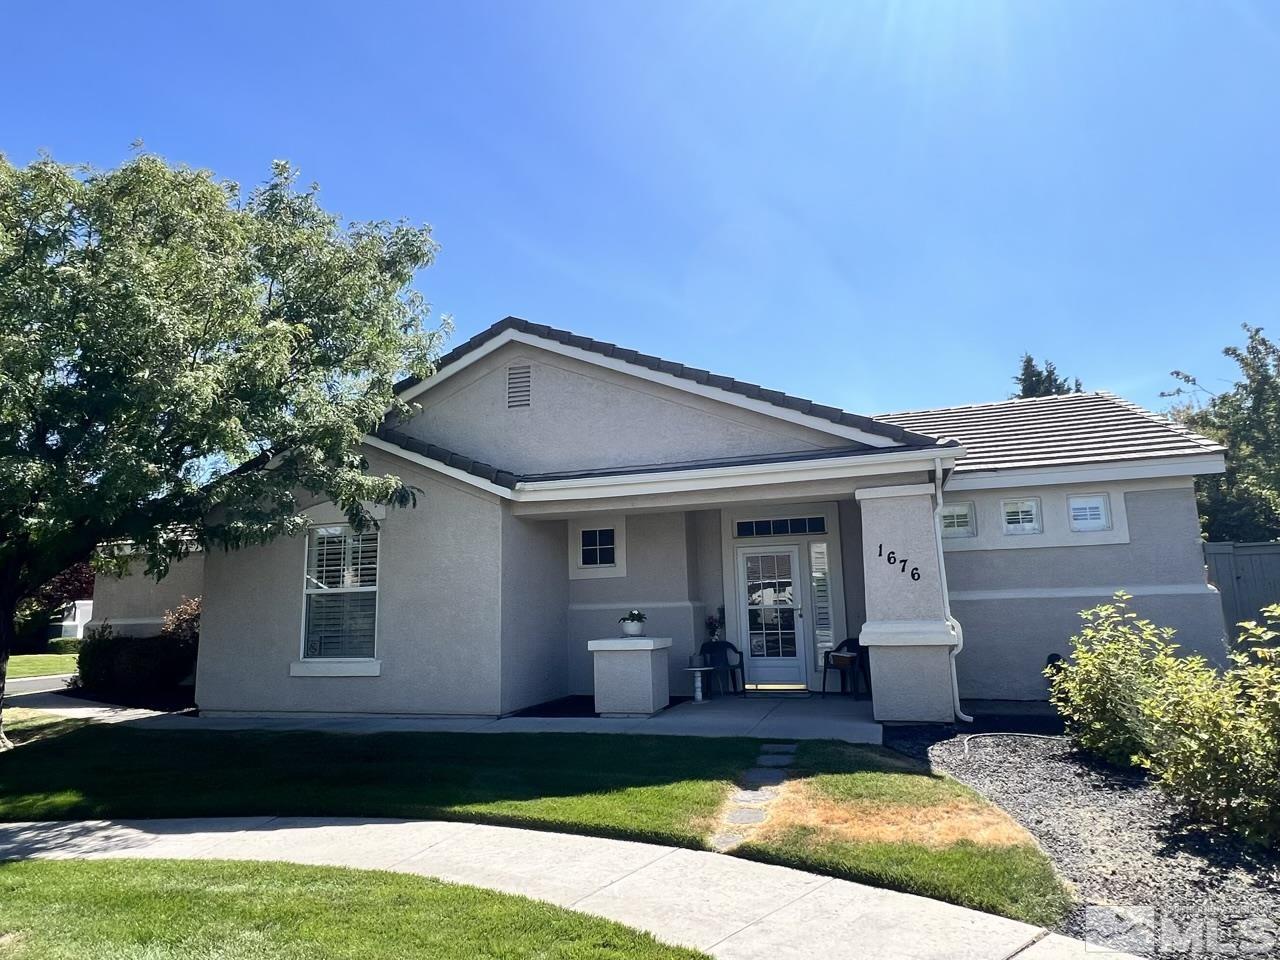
{"left": 587, "top": 637, "right": 672, "bottom": 717}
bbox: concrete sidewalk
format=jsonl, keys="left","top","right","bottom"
{"left": 0, "top": 817, "right": 1116, "bottom": 960}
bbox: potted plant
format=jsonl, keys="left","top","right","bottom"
{"left": 619, "top": 609, "right": 647, "bottom": 637}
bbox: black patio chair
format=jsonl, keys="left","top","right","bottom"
{"left": 821, "top": 636, "right": 872, "bottom": 698}
{"left": 698, "top": 640, "right": 746, "bottom": 696}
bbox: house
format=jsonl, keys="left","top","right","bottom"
{"left": 93, "top": 317, "right": 1229, "bottom": 722}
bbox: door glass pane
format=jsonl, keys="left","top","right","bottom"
{"left": 750, "top": 632, "right": 766, "bottom": 655}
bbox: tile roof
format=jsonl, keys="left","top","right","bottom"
{"left": 875, "top": 391, "right": 1225, "bottom": 474}
{"left": 395, "top": 316, "right": 938, "bottom": 447}
{"left": 372, "top": 427, "right": 520, "bottom": 489}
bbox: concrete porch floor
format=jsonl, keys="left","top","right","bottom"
{"left": 126, "top": 694, "right": 882, "bottom": 744}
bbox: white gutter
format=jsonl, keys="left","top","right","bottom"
{"left": 933, "top": 454, "right": 973, "bottom": 724}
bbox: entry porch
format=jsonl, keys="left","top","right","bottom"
{"left": 512, "top": 457, "right": 964, "bottom": 726}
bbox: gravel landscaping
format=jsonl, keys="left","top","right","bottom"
{"left": 887, "top": 724, "right": 1280, "bottom": 958}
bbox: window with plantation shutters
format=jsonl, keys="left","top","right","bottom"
{"left": 1068, "top": 494, "right": 1111, "bottom": 532}
{"left": 507, "top": 363, "right": 532, "bottom": 408}
{"left": 940, "top": 502, "right": 976, "bottom": 538}
{"left": 1001, "top": 498, "right": 1042, "bottom": 535}
{"left": 304, "top": 525, "right": 378, "bottom": 658}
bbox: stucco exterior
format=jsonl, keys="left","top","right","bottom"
{"left": 105, "top": 321, "right": 1231, "bottom": 724}
{"left": 197, "top": 453, "right": 507, "bottom": 715}
{"left": 394, "top": 342, "right": 852, "bottom": 475}
{"left": 88, "top": 551, "right": 205, "bottom": 637}
{"left": 946, "top": 482, "right": 1226, "bottom": 701}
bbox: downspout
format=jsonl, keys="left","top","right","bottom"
{"left": 933, "top": 455, "right": 974, "bottom": 724}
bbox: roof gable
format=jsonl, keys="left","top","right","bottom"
{"left": 396, "top": 316, "right": 938, "bottom": 449}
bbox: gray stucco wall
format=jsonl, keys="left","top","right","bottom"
{"left": 947, "top": 485, "right": 1227, "bottom": 701}
{"left": 396, "top": 342, "right": 850, "bottom": 475}
{"left": 197, "top": 451, "right": 506, "bottom": 715}
{"left": 89, "top": 552, "right": 206, "bottom": 637}
{"left": 566, "top": 510, "right": 718, "bottom": 697}
{"left": 499, "top": 513, "right": 569, "bottom": 714}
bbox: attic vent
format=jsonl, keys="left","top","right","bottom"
{"left": 506, "top": 364, "right": 532, "bottom": 408}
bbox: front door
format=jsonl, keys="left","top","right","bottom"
{"left": 736, "top": 546, "right": 808, "bottom": 688}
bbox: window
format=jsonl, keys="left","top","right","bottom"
{"left": 303, "top": 525, "right": 378, "bottom": 658}
{"left": 507, "top": 363, "right": 531, "bottom": 408}
{"left": 1069, "top": 494, "right": 1111, "bottom": 532}
{"left": 1001, "top": 498, "right": 1042, "bottom": 535}
{"left": 579, "top": 527, "right": 616, "bottom": 567}
{"left": 940, "top": 502, "right": 976, "bottom": 538}
{"left": 568, "top": 515, "right": 627, "bottom": 579}
{"left": 735, "top": 516, "right": 826, "bottom": 538}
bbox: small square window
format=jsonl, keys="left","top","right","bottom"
{"left": 1001, "top": 498, "right": 1042, "bottom": 535}
{"left": 1069, "top": 494, "right": 1111, "bottom": 532}
{"left": 754, "top": 520, "right": 773, "bottom": 536}
{"left": 807, "top": 516, "right": 826, "bottom": 534}
{"left": 940, "top": 502, "right": 976, "bottom": 538}
{"left": 736, "top": 521, "right": 754, "bottom": 538}
{"left": 580, "top": 528, "right": 616, "bottom": 567}
{"left": 788, "top": 518, "right": 808, "bottom": 534}
{"left": 772, "top": 519, "right": 790, "bottom": 535}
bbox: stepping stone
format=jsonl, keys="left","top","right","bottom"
{"left": 731, "top": 787, "right": 777, "bottom": 804}
{"left": 756, "top": 754, "right": 794, "bottom": 767}
{"left": 741, "top": 768, "right": 786, "bottom": 786}
{"left": 724, "top": 807, "right": 767, "bottom": 825}
{"left": 709, "top": 831, "right": 745, "bottom": 852}
{"left": 760, "top": 743, "right": 798, "bottom": 754}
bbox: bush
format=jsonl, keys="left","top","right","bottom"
{"left": 1046, "top": 594, "right": 1170, "bottom": 766}
{"left": 1049, "top": 595, "right": 1280, "bottom": 846}
{"left": 75, "top": 598, "right": 199, "bottom": 704}
{"left": 48, "top": 637, "right": 82, "bottom": 655}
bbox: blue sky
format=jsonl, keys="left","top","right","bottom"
{"left": 5, "top": 1, "right": 1278, "bottom": 413}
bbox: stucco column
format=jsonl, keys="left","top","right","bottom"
{"left": 855, "top": 484, "right": 958, "bottom": 723}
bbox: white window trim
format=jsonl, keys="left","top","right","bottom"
{"left": 297, "top": 523, "right": 382, "bottom": 665}
{"left": 1068, "top": 492, "right": 1113, "bottom": 532}
{"left": 940, "top": 501, "right": 977, "bottom": 539}
{"left": 568, "top": 515, "right": 627, "bottom": 579}
{"left": 1000, "top": 497, "right": 1043, "bottom": 536}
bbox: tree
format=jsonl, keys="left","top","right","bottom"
{"left": 15, "top": 561, "right": 95, "bottom": 651}
{"left": 0, "top": 153, "right": 449, "bottom": 745}
{"left": 1167, "top": 325, "right": 1280, "bottom": 542}
{"left": 1012, "top": 354, "right": 1083, "bottom": 398}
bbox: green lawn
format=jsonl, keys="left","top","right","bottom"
{"left": 5, "top": 654, "right": 76, "bottom": 680}
{"left": 0, "top": 724, "right": 755, "bottom": 846}
{"left": 0, "top": 859, "right": 705, "bottom": 960}
{"left": 0, "top": 721, "right": 1072, "bottom": 926}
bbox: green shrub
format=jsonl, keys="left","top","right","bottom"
{"left": 1140, "top": 610, "right": 1280, "bottom": 845}
{"left": 75, "top": 614, "right": 198, "bottom": 702}
{"left": 1050, "top": 595, "right": 1280, "bottom": 846}
{"left": 1046, "top": 594, "right": 1170, "bottom": 766}
{"left": 48, "top": 637, "right": 82, "bottom": 655}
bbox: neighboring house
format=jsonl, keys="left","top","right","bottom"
{"left": 101, "top": 317, "right": 1228, "bottom": 722}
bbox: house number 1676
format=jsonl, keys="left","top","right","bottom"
{"left": 877, "top": 543, "right": 921, "bottom": 581}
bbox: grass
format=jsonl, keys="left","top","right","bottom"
{"left": 5, "top": 654, "right": 76, "bottom": 680}
{"left": 0, "top": 724, "right": 1072, "bottom": 926}
{"left": 736, "top": 741, "right": 1073, "bottom": 927}
{"left": 0, "top": 859, "right": 706, "bottom": 960}
{"left": 0, "top": 725, "right": 757, "bottom": 846}
{"left": 0, "top": 709, "right": 91, "bottom": 747}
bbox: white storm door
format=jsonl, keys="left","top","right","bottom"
{"left": 737, "top": 546, "right": 808, "bottom": 687}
